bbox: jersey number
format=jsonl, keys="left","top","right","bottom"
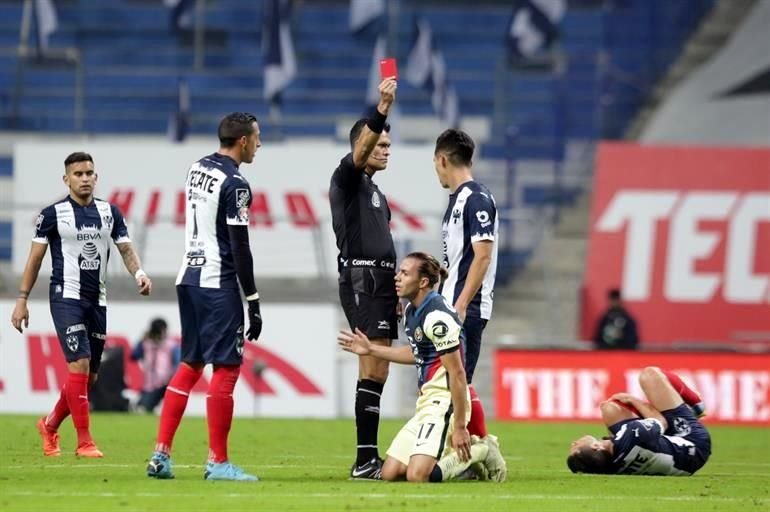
{"left": 417, "top": 423, "right": 436, "bottom": 440}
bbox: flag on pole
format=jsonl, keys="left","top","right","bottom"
{"left": 164, "top": 0, "right": 195, "bottom": 32}
{"left": 263, "top": 0, "right": 297, "bottom": 104}
{"left": 365, "top": 36, "right": 387, "bottom": 107}
{"left": 405, "top": 19, "right": 460, "bottom": 128}
{"left": 35, "top": 0, "right": 58, "bottom": 51}
{"left": 350, "top": 0, "right": 386, "bottom": 34}
{"left": 507, "top": 0, "right": 566, "bottom": 59}
{"left": 168, "top": 78, "right": 191, "bottom": 143}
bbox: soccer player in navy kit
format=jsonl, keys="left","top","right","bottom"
{"left": 330, "top": 78, "right": 398, "bottom": 479}
{"left": 433, "top": 129, "right": 498, "bottom": 444}
{"left": 567, "top": 367, "right": 711, "bottom": 476}
{"left": 146, "top": 112, "right": 263, "bottom": 482}
{"left": 10, "top": 151, "right": 152, "bottom": 458}
{"left": 338, "top": 252, "right": 507, "bottom": 482}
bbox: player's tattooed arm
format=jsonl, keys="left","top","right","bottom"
{"left": 116, "top": 241, "right": 142, "bottom": 275}
{"left": 116, "top": 242, "right": 152, "bottom": 295}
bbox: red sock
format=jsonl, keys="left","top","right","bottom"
{"left": 467, "top": 385, "right": 488, "bottom": 438}
{"left": 206, "top": 365, "right": 240, "bottom": 463}
{"left": 663, "top": 369, "right": 701, "bottom": 406}
{"left": 65, "top": 373, "right": 92, "bottom": 446}
{"left": 155, "top": 364, "right": 203, "bottom": 455}
{"left": 46, "top": 386, "right": 70, "bottom": 431}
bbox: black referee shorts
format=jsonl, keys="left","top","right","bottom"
{"left": 339, "top": 267, "right": 398, "bottom": 341}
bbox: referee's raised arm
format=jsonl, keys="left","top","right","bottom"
{"left": 352, "top": 78, "right": 397, "bottom": 168}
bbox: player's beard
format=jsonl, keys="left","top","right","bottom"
{"left": 72, "top": 185, "right": 94, "bottom": 202}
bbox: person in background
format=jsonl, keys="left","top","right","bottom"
{"left": 593, "top": 288, "right": 639, "bottom": 350}
{"left": 131, "top": 318, "right": 180, "bottom": 413}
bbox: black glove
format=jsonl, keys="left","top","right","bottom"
{"left": 246, "top": 299, "right": 263, "bottom": 341}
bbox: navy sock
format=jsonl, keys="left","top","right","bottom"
{"left": 429, "top": 464, "right": 443, "bottom": 483}
{"left": 355, "top": 379, "right": 384, "bottom": 464}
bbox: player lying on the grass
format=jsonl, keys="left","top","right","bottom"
{"left": 567, "top": 366, "right": 711, "bottom": 476}
{"left": 338, "top": 252, "right": 507, "bottom": 482}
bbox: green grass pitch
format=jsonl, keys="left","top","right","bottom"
{"left": 0, "top": 414, "right": 768, "bottom": 511}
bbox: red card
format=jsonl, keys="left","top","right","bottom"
{"left": 379, "top": 58, "right": 398, "bottom": 80}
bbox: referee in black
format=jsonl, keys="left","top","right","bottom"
{"left": 330, "top": 78, "right": 397, "bottom": 479}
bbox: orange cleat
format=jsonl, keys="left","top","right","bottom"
{"left": 36, "top": 417, "right": 61, "bottom": 457}
{"left": 75, "top": 442, "right": 104, "bottom": 458}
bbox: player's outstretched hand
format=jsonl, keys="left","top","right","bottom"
{"left": 451, "top": 425, "right": 471, "bottom": 462}
{"left": 11, "top": 299, "right": 29, "bottom": 333}
{"left": 337, "top": 328, "right": 372, "bottom": 356}
{"left": 137, "top": 274, "right": 152, "bottom": 296}
{"left": 246, "top": 299, "right": 263, "bottom": 341}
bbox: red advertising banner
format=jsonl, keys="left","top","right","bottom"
{"left": 495, "top": 350, "right": 770, "bottom": 425}
{"left": 581, "top": 143, "right": 770, "bottom": 345}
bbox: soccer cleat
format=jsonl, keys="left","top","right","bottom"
{"left": 146, "top": 451, "right": 175, "bottom": 479}
{"left": 36, "top": 417, "right": 61, "bottom": 457}
{"left": 350, "top": 457, "right": 383, "bottom": 480}
{"left": 482, "top": 434, "right": 507, "bottom": 483}
{"left": 456, "top": 461, "right": 489, "bottom": 481}
{"left": 204, "top": 461, "right": 259, "bottom": 482}
{"left": 75, "top": 442, "right": 104, "bottom": 458}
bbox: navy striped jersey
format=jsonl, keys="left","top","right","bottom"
{"left": 32, "top": 196, "right": 130, "bottom": 305}
{"left": 609, "top": 418, "right": 705, "bottom": 475}
{"left": 403, "top": 291, "right": 465, "bottom": 393}
{"left": 439, "top": 181, "right": 499, "bottom": 320}
{"left": 176, "top": 153, "right": 253, "bottom": 288}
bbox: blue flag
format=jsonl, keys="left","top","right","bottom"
{"left": 507, "top": 0, "right": 565, "bottom": 59}
{"left": 350, "top": 0, "right": 386, "bottom": 34}
{"left": 167, "top": 78, "right": 190, "bottom": 143}
{"left": 263, "top": 0, "right": 297, "bottom": 103}
{"left": 35, "top": 0, "right": 58, "bottom": 51}
{"left": 405, "top": 19, "right": 460, "bottom": 128}
{"left": 164, "top": 0, "right": 195, "bottom": 32}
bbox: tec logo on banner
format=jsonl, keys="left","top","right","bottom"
{"left": 596, "top": 191, "right": 770, "bottom": 304}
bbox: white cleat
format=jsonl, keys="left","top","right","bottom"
{"left": 483, "top": 434, "right": 507, "bottom": 483}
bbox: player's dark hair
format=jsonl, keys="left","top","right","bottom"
{"left": 566, "top": 446, "right": 615, "bottom": 474}
{"left": 434, "top": 129, "right": 475, "bottom": 167}
{"left": 608, "top": 288, "right": 622, "bottom": 301}
{"left": 147, "top": 318, "right": 168, "bottom": 341}
{"left": 64, "top": 152, "right": 94, "bottom": 169}
{"left": 218, "top": 112, "right": 258, "bottom": 148}
{"left": 406, "top": 251, "right": 448, "bottom": 288}
{"left": 349, "top": 118, "right": 391, "bottom": 149}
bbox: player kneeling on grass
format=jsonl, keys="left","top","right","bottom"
{"left": 338, "top": 252, "right": 507, "bottom": 482}
{"left": 567, "top": 366, "right": 710, "bottom": 476}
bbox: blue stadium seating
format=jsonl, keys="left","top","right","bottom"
{"left": 0, "top": 0, "right": 713, "bottom": 142}
{"left": 0, "top": 0, "right": 715, "bottom": 266}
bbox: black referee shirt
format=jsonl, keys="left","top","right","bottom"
{"left": 329, "top": 153, "right": 396, "bottom": 269}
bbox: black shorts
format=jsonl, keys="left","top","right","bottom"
{"left": 177, "top": 285, "right": 245, "bottom": 365}
{"left": 49, "top": 297, "right": 106, "bottom": 373}
{"left": 339, "top": 267, "right": 398, "bottom": 340}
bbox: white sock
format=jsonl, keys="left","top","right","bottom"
{"left": 437, "top": 443, "right": 489, "bottom": 481}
